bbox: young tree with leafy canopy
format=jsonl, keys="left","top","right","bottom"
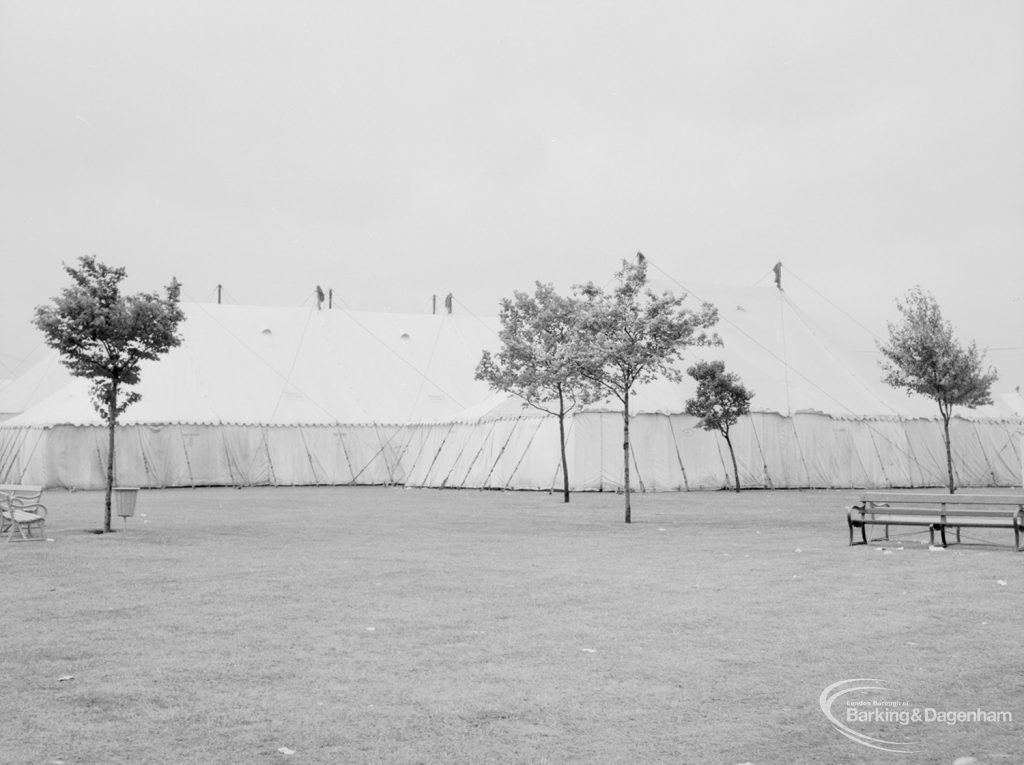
{"left": 476, "top": 283, "right": 599, "bottom": 502}
{"left": 878, "top": 286, "right": 997, "bottom": 494}
{"left": 34, "top": 256, "right": 185, "bottom": 531}
{"left": 575, "top": 255, "right": 719, "bottom": 522}
{"left": 684, "top": 360, "right": 754, "bottom": 493}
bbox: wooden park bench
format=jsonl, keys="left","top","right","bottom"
{"left": 0, "top": 484, "right": 48, "bottom": 542}
{"left": 848, "top": 492, "right": 1024, "bottom": 551}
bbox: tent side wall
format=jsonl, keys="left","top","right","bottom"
{"left": 2, "top": 413, "right": 1020, "bottom": 491}
{"left": 401, "top": 417, "right": 563, "bottom": 490}
{"left": 404, "top": 411, "right": 1024, "bottom": 492}
{"left": 0, "top": 423, "right": 406, "bottom": 489}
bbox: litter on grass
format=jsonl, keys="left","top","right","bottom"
{"left": 997, "top": 580, "right": 1007, "bottom": 586}
{"left": 278, "top": 747, "right": 295, "bottom": 756}
{"left": 58, "top": 676, "right": 74, "bottom": 682}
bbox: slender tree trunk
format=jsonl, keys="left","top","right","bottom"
{"left": 623, "top": 391, "right": 631, "bottom": 524}
{"left": 942, "top": 409, "right": 955, "bottom": 494}
{"left": 105, "top": 386, "right": 117, "bottom": 532}
{"left": 558, "top": 388, "right": 570, "bottom": 503}
{"left": 725, "top": 431, "right": 740, "bottom": 493}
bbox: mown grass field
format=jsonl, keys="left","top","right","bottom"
{"left": 2, "top": 486, "right": 1021, "bottom": 764}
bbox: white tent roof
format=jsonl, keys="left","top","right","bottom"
{"left": 2, "top": 286, "right": 1020, "bottom": 428}
{"left": 463, "top": 282, "right": 1023, "bottom": 422}
{"left": 0, "top": 353, "right": 71, "bottom": 420}
{"left": 1, "top": 304, "right": 500, "bottom": 427}
{"left": 580, "top": 284, "right": 939, "bottom": 419}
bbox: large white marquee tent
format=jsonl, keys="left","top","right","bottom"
{"left": 1, "top": 283, "right": 1021, "bottom": 492}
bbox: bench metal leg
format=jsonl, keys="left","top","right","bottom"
{"left": 6, "top": 523, "right": 40, "bottom": 542}
{"left": 848, "top": 522, "right": 867, "bottom": 546}
{"left": 847, "top": 516, "right": 867, "bottom": 545}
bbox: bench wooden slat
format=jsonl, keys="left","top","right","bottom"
{"left": 857, "top": 514, "right": 938, "bottom": 524}
{"left": 862, "top": 508, "right": 1021, "bottom": 519}
{"left": 860, "top": 492, "right": 1024, "bottom": 507}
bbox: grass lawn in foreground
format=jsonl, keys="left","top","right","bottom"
{"left": 2, "top": 486, "right": 1021, "bottom": 764}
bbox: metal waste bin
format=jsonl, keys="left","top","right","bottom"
{"left": 113, "top": 487, "right": 139, "bottom": 518}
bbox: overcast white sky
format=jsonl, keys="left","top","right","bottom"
{"left": 2, "top": 1, "right": 1022, "bottom": 387}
